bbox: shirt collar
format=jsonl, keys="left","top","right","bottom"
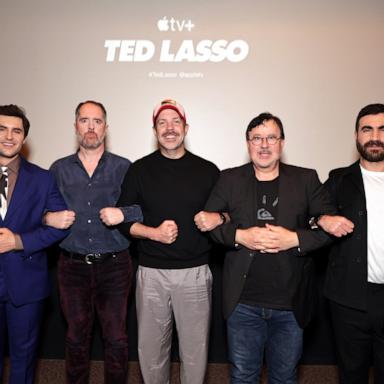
{"left": 0, "top": 156, "right": 20, "bottom": 175}
{"left": 73, "top": 150, "right": 109, "bottom": 164}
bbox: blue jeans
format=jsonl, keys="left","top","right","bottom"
{"left": 227, "top": 303, "right": 303, "bottom": 384}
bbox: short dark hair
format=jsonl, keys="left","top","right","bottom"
{"left": 0, "top": 104, "right": 30, "bottom": 137}
{"left": 355, "top": 103, "right": 384, "bottom": 132}
{"left": 246, "top": 112, "right": 285, "bottom": 140}
{"left": 75, "top": 100, "right": 107, "bottom": 121}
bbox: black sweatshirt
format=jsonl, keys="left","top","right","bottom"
{"left": 118, "top": 150, "right": 219, "bottom": 269}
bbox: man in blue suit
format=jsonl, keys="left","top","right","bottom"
{"left": 0, "top": 105, "right": 68, "bottom": 384}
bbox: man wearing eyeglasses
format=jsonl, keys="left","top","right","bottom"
{"left": 203, "top": 112, "right": 336, "bottom": 383}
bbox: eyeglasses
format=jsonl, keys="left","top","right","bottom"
{"left": 248, "top": 135, "right": 281, "bottom": 146}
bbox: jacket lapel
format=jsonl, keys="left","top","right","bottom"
{"left": 242, "top": 163, "right": 258, "bottom": 227}
{"left": 345, "top": 161, "right": 365, "bottom": 198}
{"left": 276, "top": 163, "right": 297, "bottom": 227}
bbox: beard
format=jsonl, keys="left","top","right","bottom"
{"left": 78, "top": 132, "right": 104, "bottom": 150}
{"left": 356, "top": 140, "right": 384, "bottom": 162}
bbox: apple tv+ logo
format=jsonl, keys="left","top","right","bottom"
{"left": 157, "top": 16, "right": 195, "bottom": 32}
{"left": 104, "top": 17, "right": 249, "bottom": 63}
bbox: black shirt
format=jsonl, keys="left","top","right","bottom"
{"left": 118, "top": 150, "right": 219, "bottom": 269}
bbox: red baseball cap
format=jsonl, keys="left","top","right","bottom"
{"left": 153, "top": 99, "right": 187, "bottom": 124}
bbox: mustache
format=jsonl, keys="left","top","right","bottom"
{"left": 364, "top": 140, "right": 384, "bottom": 149}
{"left": 162, "top": 131, "right": 179, "bottom": 137}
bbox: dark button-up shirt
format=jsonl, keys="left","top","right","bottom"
{"left": 50, "top": 151, "right": 142, "bottom": 254}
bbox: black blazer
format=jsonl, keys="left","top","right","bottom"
{"left": 323, "top": 161, "right": 369, "bottom": 311}
{"left": 205, "top": 162, "right": 336, "bottom": 327}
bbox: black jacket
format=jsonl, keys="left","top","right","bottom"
{"left": 324, "top": 161, "right": 369, "bottom": 311}
{"left": 205, "top": 162, "right": 336, "bottom": 327}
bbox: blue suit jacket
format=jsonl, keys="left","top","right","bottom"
{"left": 0, "top": 157, "right": 68, "bottom": 306}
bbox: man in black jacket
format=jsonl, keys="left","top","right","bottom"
{"left": 318, "top": 103, "right": 384, "bottom": 384}
{"left": 203, "top": 112, "right": 336, "bottom": 383}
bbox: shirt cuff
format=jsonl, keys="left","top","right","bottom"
{"left": 119, "top": 204, "right": 143, "bottom": 223}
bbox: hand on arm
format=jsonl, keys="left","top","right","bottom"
{"left": 0, "top": 228, "right": 17, "bottom": 253}
{"left": 194, "top": 211, "right": 226, "bottom": 232}
{"left": 235, "top": 226, "right": 273, "bottom": 251}
{"left": 44, "top": 210, "right": 76, "bottom": 229}
{"left": 130, "top": 220, "right": 178, "bottom": 244}
{"left": 262, "top": 224, "right": 299, "bottom": 253}
{"left": 318, "top": 215, "right": 354, "bottom": 237}
{"left": 100, "top": 207, "right": 124, "bottom": 226}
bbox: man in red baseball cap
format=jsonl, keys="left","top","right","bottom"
{"left": 117, "top": 99, "right": 224, "bottom": 384}
{"left": 152, "top": 98, "right": 187, "bottom": 125}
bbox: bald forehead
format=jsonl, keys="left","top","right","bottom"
{"left": 77, "top": 103, "right": 106, "bottom": 121}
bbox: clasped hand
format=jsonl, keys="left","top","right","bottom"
{"left": 236, "top": 224, "right": 299, "bottom": 253}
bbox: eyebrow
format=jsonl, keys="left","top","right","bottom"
{"left": 0, "top": 124, "right": 22, "bottom": 130}
{"left": 78, "top": 117, "right": 104, "bottom": 121}
{"left": 157, "top": 117, "right": 181, "bottom": 122}
{"left": 360, "top": 125, "right": 384, "bottom": 129}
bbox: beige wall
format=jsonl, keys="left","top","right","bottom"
{"left": 1, "top": 0, "right": 383, "bottom": 180}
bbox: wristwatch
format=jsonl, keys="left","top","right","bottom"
{"left": 309, "top": 215, "right": 322, "bottom": 230}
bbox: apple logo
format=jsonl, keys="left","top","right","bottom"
{"left": 157, "top": 17, "right": 169, "bottom": 31}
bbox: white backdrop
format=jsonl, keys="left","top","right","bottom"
{"left": 1, "top": 0, "right": 383, "bottom": 180}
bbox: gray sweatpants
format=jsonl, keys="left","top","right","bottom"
{"left": 136, "top": 264, "right": 212, "bottom": 384}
